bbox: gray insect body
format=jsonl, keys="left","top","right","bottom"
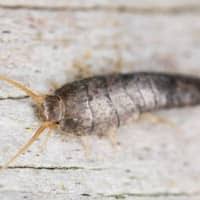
{"left": 2, "top": 72, "right": 200, "bottom": 168}
{"left": 43, "top": 72, "right": 200, "bottom": 136}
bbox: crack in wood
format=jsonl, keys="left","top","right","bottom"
{"left": 0, "top": 4, "right": 200, "bottom": 14}
{"left": 3, "top": 165, "right": 105, "bottom": 171}
{"left": 0, "top": 96, "right": 28, "bottom": 101}
{"left": 102, "top": 192, "right": 200, "bottom": 198}
{"left": 5, "top": 165, "right": 84, "bottom": 170}
{"left": 0, "top": 190, "right": 199, "bottom": 198}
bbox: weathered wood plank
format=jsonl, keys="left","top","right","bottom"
{"left": 0, "top": 7, "right": 200, "bottom": 200}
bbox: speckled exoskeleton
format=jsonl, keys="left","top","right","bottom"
{"left": 1, "top": 72, "right": 200, "bottom": 168}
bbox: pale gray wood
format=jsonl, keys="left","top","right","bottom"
{"left": 0, "top": 10, "right": 199, "bottom": 97}
{"left": 0, "top": 4, "right": 200, "bottom": 200}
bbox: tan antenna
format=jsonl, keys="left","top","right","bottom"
{"left": 1, "top": 121, "right": 56, "bottom": 170}
{"left": 0, "top": 75, "right": 44, "bottom": 105}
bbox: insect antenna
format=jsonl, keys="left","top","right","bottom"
{"left": 0, "top": 75, "right": 44, "bottom": 105}
{"left": 1, "top": 121, "right": 56, "bottom": 170}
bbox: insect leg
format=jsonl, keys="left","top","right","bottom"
{"left": 79, "top": 135, "right": 92, "bottom": 158}
{"left": 73, "top": 58, "right": 92, "bottom": 79}
{"left": 140, "top": 112, "right": 177, "bottom": 128}
{"left": 105, "top": 127, "right": 120, "bottom": 150}
{"left": 39, "top": 128, "right": 53, "bottom": 153}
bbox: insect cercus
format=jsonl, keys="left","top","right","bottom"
{"left": 0, "top": 72, "right": 200, "bottom": 169}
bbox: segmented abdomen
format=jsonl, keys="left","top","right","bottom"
{"left": 56, "top": 73, "right": 200, "bottom": 135}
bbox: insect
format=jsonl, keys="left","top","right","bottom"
{"left": 1, "top": 72, "right": 200, "bottom": 169}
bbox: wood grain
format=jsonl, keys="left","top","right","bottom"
{"left": 0, "top": 0, "right": 200, "bottom": 12}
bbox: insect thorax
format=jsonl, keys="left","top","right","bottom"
{"left": 42, "top": 95, "right": 65, "bottom": 123}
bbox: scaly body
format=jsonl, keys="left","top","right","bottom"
{"left": 2, "top": 72, "right": 200, "bottom": 168}
{"left": 46, "top": 72, "right": 200, "bottom": 135}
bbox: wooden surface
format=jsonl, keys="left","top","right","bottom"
{"left": 0, "top": 1, "right": 200, "bottom": 199}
